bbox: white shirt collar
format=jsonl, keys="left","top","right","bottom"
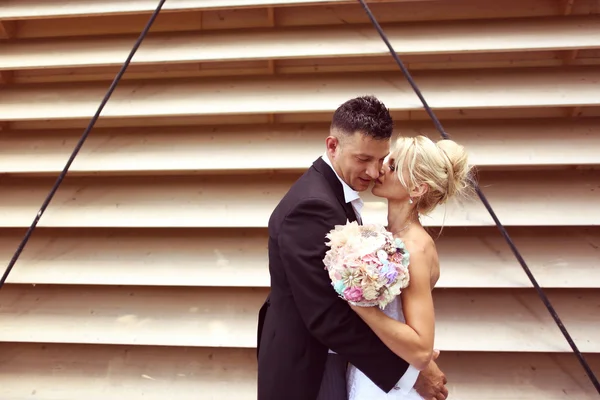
{"left": 321, "top": 152, "right": 361, "bottom": 204}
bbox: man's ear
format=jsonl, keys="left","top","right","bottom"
{"left": 325, "top": 136, "right": 340, "bottom": 156}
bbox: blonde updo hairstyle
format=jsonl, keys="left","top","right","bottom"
{"left": 391, "top": 135, "right": 473, "bottom": 215}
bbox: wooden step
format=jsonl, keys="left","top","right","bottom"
{"left": 1, "top": 226, "right": 599, "bottom": 288}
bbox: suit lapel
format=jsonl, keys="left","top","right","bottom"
{"left": 312, "top": 157, "right": 359, "bottom": 223}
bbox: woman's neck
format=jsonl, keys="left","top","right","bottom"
{"left": 387, "top": 199, "right": 420, "bottom": 235}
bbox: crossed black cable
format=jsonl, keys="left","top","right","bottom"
{"left": 355, "top": 0, "right": 600, "bottom": 394}
{"left": 0, "top": 0, "right": 597, "bottom": 394}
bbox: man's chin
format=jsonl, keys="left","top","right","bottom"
{"left": 355, "top": 179, "right": 372, "bottom": 191}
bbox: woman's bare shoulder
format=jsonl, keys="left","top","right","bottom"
{"left": 398, "top": 229, "right": 440, "bottom": 286}
{"left": 399, "top": 228, "right": 437, "bottom": 261}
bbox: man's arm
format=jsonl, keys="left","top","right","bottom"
{"left": 277, "top": 198, "right": 410, "bottom": 392}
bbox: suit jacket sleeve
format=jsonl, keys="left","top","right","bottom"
{"left": 278, "top": 197, "right": 409, "bottom": 392}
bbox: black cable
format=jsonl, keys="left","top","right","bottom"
{"left": 356, "top": 0, "right": 600, "bottom": 394}
{"left": 0, "top": 0, "right": 167, "bottom": 290}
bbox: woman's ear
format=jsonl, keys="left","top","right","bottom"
{"left": 410, "top": 183, "right": 429, "bottom": 198}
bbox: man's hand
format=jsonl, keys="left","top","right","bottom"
{"left": 413, "top": 350, "right": 448, "bottom": 400}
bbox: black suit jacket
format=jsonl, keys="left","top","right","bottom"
{"left": 257, "top": 157, "right": 409, "bottom": 400}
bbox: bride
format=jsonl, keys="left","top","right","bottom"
{"left": 346, "top": 134, "right": 473, "bottom": 399}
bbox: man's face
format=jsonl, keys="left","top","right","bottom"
{"left": 328, "top": 132, "right": 391, "bottom": 192}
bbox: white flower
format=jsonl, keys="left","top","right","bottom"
{"left": 362, "top": 285, "right": 379, "bottom": 300}
{"left": 325, "top": 221, "right": 361, "bottom": 249}
{"left": 376, "top": 249, "right": 388, "bottom": 262}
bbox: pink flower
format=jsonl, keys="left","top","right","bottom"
{"left": 389, "top": 252, "right": 403, "bottom": 263}
{"left": 344, "top": 286, "right": 363, "bottom": 302}
{"left": 362, "top": 253, "right": 383, "bottom": 268}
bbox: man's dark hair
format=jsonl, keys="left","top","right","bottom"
{"left": 330, "top": 95, "right": 394, "bottom": 140}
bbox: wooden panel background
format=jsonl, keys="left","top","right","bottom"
{"left": 0, "top": 0, "right": 599, "bottom": 398}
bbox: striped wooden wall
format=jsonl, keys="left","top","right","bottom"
{"left": 1, "top": 0, "right": 599, "bottom": 398}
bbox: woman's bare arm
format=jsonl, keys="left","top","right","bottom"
{"left": 350, "top": 243, "right": 436, "bottom": 370}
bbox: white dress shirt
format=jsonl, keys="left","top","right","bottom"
{"left": 320, "top": 152, "right": 420, "bottom": 393}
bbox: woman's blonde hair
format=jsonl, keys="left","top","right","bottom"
{"left": 391, "top": 135, "right": 473, "bottom": 215}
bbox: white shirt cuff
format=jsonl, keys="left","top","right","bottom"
{"left": 394, "top": 364, "right": 420, "bottom": 394}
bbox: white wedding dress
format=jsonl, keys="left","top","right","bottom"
{"left": 346, "top": 295, "right": 423, "bottom": 400}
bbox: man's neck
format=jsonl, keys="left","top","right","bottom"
{"left": 321, "top": 152, "right": 360, "bottom": 204}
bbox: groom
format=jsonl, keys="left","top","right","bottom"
{"left": 257, "top": 96, "right": 448, "bottom": 400}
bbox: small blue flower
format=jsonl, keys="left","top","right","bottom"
{"left": 401, "top": 253, "right": 410, "bottom": 267}
{"left": 394, "top": 238, "right": 405, "bottom": 250}
{"left": 333, "top": 280, "right": 346, "bottom": 295}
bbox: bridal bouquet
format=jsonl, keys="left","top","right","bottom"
{"left": 323, "top": 221, "right": 411, "bottom": 309}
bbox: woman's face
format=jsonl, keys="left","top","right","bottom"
{"left": 371, "top": 155, "right": 411, "bottom": 202}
